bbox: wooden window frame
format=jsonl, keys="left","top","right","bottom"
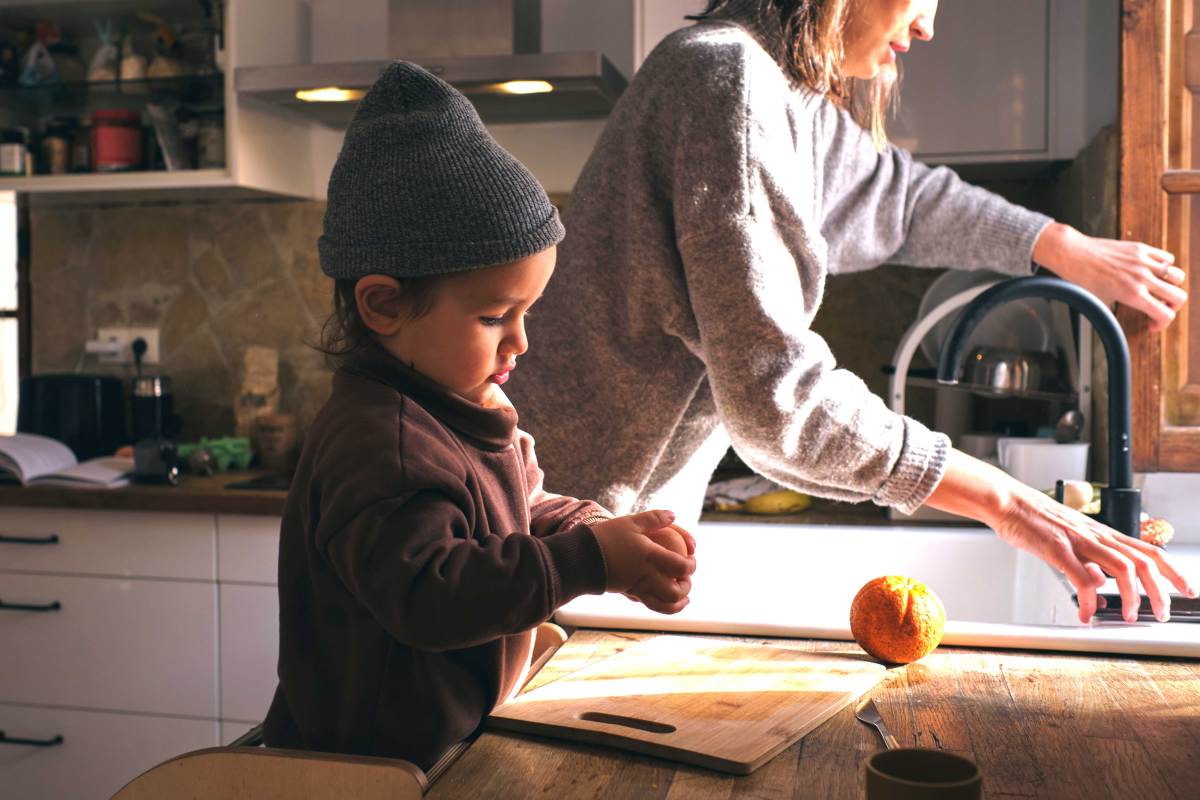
{"left": 1121, "top": 0, "right": 1200, "bottom": 470}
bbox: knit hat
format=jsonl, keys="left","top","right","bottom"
{"left": 318, "top": 61, "right": 564, "bottom": 280}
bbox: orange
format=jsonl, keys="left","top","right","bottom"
{"left": 849, "top": 576, "right": 946, "bottom": 665}
{"left": 643, "top": 526, "right": 689, "bottom": 557}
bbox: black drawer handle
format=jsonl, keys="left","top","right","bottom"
{"left": 0, "top": 533, "right": 59, "bottom": 545}
{"left": 0, "top": 599, "right": 61, "bottom": 612}
{"left": 0, "top": 730, "right": 65, "bottom": 747}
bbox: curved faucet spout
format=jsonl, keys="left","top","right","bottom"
{"left": 936, "top": 275, "right": 1140, "bottom": 537}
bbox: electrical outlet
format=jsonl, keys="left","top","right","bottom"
{"left": 96, "top": 327, "right": 160, "bottom": 365}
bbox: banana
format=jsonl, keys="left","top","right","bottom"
{"left": 739, "top": 489, "right": 813, "bottom": 515}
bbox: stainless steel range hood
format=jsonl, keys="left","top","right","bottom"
{"left": 235, "top": 0, "right": 628, "bottom": 126}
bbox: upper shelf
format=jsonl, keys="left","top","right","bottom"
{"left": 1, "top": 74, "right": 225, "bottom": 111}
{"left": 234, "top": 51, "right": 628, "bottom": 127}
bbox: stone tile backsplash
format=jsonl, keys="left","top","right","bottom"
{"left": 32, "top": 199, "right": 335, "bottom": 443}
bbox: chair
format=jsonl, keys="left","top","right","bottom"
{"left": 112, "top": 725, "right": 432, "bottom": 800}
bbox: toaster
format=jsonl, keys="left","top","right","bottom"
{"left": 17, "top": 374, "right": 128, "bottom": 460}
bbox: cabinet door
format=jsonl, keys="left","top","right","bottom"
{"left": 0, "top": 507, "right": 216, "bottom": 581}
{"left": 0, "top": 703, "right": 217, "bottom": 800}
{"left": 216, "top": 514, "right": 280, "bottom": 584}
{"left": 890, "top": 0, "right": 1050, "bottom": 159}
{"left": 219, "top": 583, "right": 280, "bottom": 723}
{"left": 0, "top": 573, "right": 218, "bottom": 718}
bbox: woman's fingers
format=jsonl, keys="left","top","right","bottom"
{"left": 1127, "top": 285, "right": 1179, "bottom": 332}
{"left": 1120, "top": 534, "right": 1197, "bottom": 597}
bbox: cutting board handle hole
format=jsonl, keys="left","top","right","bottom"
{"left": 578, "top": 711, "right": 676, "bottom": 734}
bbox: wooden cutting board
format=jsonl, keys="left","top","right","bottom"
{"left": 487, "top": 634, "right": 886, "bottom": 775}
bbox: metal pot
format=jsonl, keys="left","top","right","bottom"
{"left": 965, "top": 347, "right": 1061, "bottom": 395}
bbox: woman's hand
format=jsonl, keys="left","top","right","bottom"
{"left": 991, "top": 483, "right": 1195, "bottom": 623}
{"left": 1032, "top": 222, "right": 1187, "bottom": 332}
{"left": 925, "top": 449, "right": 1197, "bottom": 623}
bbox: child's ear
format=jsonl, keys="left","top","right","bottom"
{"left": 355, "top": 275, "right": 408, "bottom": 335}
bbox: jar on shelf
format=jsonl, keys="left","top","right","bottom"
{"left": 70, "top": 119, "right": 90, "bottom": 172}
{"left": 90, "top": 109, "right": 142, "bottom": 172}
{"left": 0, "top": 128, "right": 29, "bottom": 176}
{"left": 196, "top": 114, "right": 224, "bottom": 169}
{"left": 41, "top": 117, "right": 74, "bottom": 174}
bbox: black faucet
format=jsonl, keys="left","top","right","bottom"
{"left": 936, "top": 275, "right": 1141, "bottom": 539}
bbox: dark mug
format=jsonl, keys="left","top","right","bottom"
{"left": 133, "top": 438, "right": 179, "bottom": 486}
{"left": 866, "top": 748, "right": 981, "bottom": 800}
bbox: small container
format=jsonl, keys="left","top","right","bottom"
{"left": 90, "top": 108, "right": 142, "bottom": 172}
{"left": 0, "top": 128, "right": 27, "bottom": 176}
{"left": 70, "top": 119, "right": 90, "bottom": 172}
{"left": 196, "top": 114, "right": 224, "bottom": 169}
{"left": 41, "top": 118, "right": 73, "bottom": 174}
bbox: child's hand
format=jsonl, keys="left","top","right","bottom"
{"left": 591, "top": 510, "right": 695, "bottom": 613}
{"left": 625, "top": 523, "right": 696, "bottom": 614}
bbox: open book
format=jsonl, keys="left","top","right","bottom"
{"left": 0, "top": 433, "right": 133, "bottom": 489}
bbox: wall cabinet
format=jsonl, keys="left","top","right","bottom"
{"left": 0, "top": 0, "right": 314, "bottom": 202}
{"left": 0, "top": 507, "right": 281, "bottom": 799}
{"left": 633, "top": 0, "right": 1119, "bottom": 165}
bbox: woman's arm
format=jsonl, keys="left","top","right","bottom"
{"left": 923, "top": 448, "right": 1197, "bottom": 623}
{"left": 1031, "top": 222, "right": 1188, "bottom": 332}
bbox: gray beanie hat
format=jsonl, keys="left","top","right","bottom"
{"left": 318, "top": 61, "right": 564, "bottom": 280}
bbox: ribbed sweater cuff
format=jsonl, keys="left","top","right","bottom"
{"left": 539, "top": 524, "right": 608, "bottom": 609}
{"left": 976, "top": 209, "right": 1054, "bottom": 277}
{"left": 874, "top": 421, "right": 952, "bottom": 515}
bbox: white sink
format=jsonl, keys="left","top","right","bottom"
{"left": 556, "top": 521, "right": 1200, "bottom": 658}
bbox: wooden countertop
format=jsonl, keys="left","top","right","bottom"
{"left": 0, "top": 470, "right": 289, "bottom": 515}
{"left": 428, "top": 630, "right": 1200, "bottom": 799}
{"left": 0, "top": 475, "right": 945, "bottom": 526}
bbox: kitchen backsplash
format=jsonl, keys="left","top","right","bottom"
{"left": 31, "top": 199, "right": 334, "bottom": 442}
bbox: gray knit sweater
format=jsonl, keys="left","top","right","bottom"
{"left": 508, "top": 7, "right": 1052, "bottom": 524}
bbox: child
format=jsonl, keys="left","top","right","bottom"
{"left": 262, "top": 62, "right": 697, "bottom": 772}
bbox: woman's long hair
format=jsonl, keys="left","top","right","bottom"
{"left": 691, "top": 0, "right": 897, "bottom": 150}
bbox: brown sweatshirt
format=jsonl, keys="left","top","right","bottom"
{"left": 262, "top": 343, "right": 610, "bottom": 770}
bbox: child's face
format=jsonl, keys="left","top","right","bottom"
{"left": 372, "top": 247, "right": 556, "bottom": 406}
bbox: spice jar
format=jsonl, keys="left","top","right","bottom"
{"left": 70, "top": 119, "right": 90, "bottom": 172}
{"left": 41, "top": 118, "right": 73, "bottom": 174}
{"left": 90, "top": 109, "right": 142, "bottom": 171}
{"left": 0, "top": 128, "right": 28, "bottom": 176}
{"left": 196, "top": 114, "right": 224, "bottom": 169}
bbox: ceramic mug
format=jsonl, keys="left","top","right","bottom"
{"left": 866, "top": 748, "right": 982, "bottom": 799}
{"left": 996, "top": 437, "right": 1089, "bottom": 493}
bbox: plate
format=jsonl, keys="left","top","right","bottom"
{"left": 917, "top": 269, "right": 1056, "bottom": 365}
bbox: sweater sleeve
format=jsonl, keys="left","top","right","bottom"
{"left": 517, "top": 429, "right": 614, "bottom": 536}
{"left": 316, "top": 430, "right": 606, "bottom": 652}
{"left": 815, "top": 98, "right": 1053, "bottom": 276}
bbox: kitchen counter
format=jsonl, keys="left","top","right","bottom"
{"left": 428, "top": 630, "right": 1200, "bottom": 799}
{"left": 0, "top": 474, "right": 918, "bottom": 525}
{"left": 0, "top": 470, "right": 289, "bottom": 515}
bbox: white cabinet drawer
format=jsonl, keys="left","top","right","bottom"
{"left": 0, "top": 573, "right": 218, "bottom": 718}
{"left": 217, "top": 514, "right": 280, "bottom": 584}
{"left": 0, "top": 508, "right": 216, "bottom": 580}
{"left": 219, "top": 583, "right": 279, "bottom": 723}
{"left": 0, "top": 701, "right": 217, "bottom": 800}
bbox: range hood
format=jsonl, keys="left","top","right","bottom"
{"left": 235, "top": 0, "right": 628, "bottom": 126}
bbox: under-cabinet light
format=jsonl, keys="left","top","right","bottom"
{"left": 295, "top": 87, "right": 366, "bottom": 103}
{"left": 486, "top": 80, "right": 554, "bottom": 95}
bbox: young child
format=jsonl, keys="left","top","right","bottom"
{"left": 262, "top": 62, "right": 696, "bottom": 772}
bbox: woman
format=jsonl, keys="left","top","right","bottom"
{"left": 507, "top": 0, "right": 1193, "bottom": 623}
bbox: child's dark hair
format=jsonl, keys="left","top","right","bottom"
{"left": 315, "top": 275, "right": 446, "bottom": 368}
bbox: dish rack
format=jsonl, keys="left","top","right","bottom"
{"left": 886, "top": 277, "right": 1093, "bottom": 523}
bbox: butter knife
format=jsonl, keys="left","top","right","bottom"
{"left": 855, "top": 697, "right": 899, "bottom": 749}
